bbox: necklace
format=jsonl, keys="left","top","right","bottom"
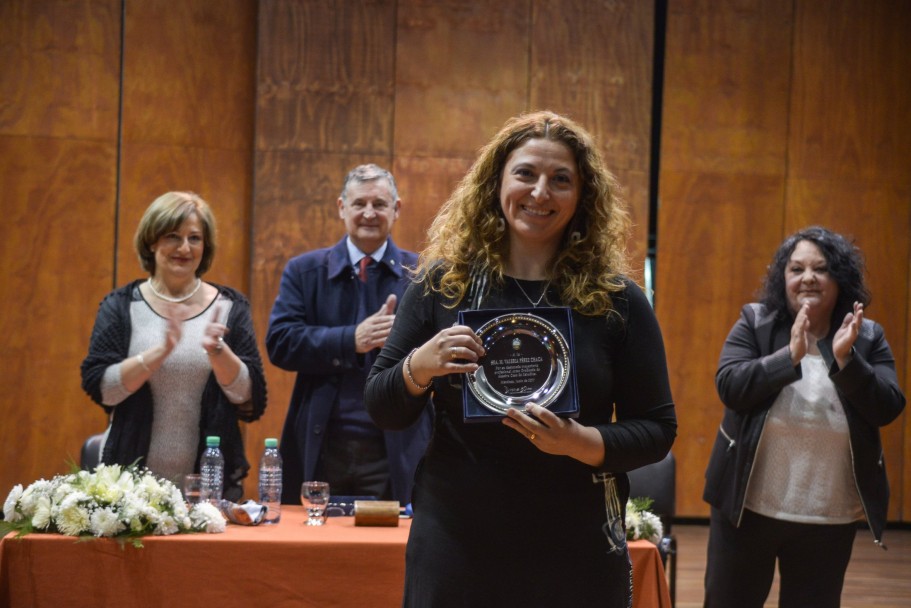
{"left": 513, "top": 277, "right": 551, "bottom": 308}
{"left": 147, "top": 277, "right": 202, "bottom": 303}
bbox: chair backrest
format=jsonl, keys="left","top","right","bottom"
{"left": 627, "top": 451, "right": 676, "bottom": 524}
{"left": 80, "top": 433, "right": 105, "bottom": 471}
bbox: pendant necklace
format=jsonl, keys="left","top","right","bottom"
{"left": 147, "top": 277, "right": 202, "bottom": 303}
{"left": 513, "top": 277, "right": 551, "bottom": 308}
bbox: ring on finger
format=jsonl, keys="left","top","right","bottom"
{"left": 529, "top": 432, "right": 536, "bottom": 441}
{"left": 214, "top": 336, "right": 224, "bottom": 352}
{"left": 450, "top": 346, "right": 457, "bottom": 360}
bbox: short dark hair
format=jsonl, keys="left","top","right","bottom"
{"left": 134, "top": 191, "right": 217, "bottom": 277}
{"left": 760, "top": 226, "right": 870, "bottom": 322}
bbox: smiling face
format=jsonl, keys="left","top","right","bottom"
{"left": 785, "top": 239, "right": 839, "bottom": 322}
{"left": 151, "top": 212, "right": 205, "bottom": 280}
{"left": 499, "top": 138, "right": 580, "bottom": 257}
{"left": 337, "top": 178, "right": 400, "bottom": 254}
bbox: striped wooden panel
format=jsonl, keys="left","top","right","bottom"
{"left": 659, "top": 0, "right": 794, "bottom": 517}
{"left": 0, "top": 0, "right": 121, "bottom": 496}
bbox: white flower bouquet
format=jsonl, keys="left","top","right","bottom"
{"left": 625, "top": 496, "right": 664, "bottom": 545}
{"left": 1, "top": 464, "right": 225, "bottom": 547}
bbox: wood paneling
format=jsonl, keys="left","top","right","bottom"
{"left": 394, "top": 0, "right": 528, "bottom": 158}
{"left": 531, "top": 0, "right": 654, "bottom": 275}
{"left": 660, "top": 0, "right": 910, "bottom": 518}
{"left": 0, "top": 0, "right": 120, "bottom": 497}
{"left": 658, "top": 0, "right": 793, "bottom": 517}
{"left": 117, "top": 0, "right": 257, "bottom": 291}
{"left": 256, "top": 0, "right": 397, "bottom": 154}
{"left": 0, "top": 0, "right": 120, "bottom": 140}
{"left": 784, "top": 0, "right": 911, "bottom": 521}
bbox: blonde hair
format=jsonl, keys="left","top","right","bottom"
{"left": 134, "top": 191, "right": 217, "bottom": 277}
{"left": 417, "top": 111, "right": 631, "bottom": 316}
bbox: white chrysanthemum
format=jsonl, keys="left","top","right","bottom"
{"left": 56, "top": 501, "right": 91, "bottom": 536}
{"left": 89, "top": 506, "right": 126, "bottom": 537}
{"left": 190, "top": 502, "right": 226, "bottom": 533}
{"left": 3, "top": 484, "right": 23, "bottom": 522}
{"left": 641, "top": 510, "right": 664, "bottom": 544}
{"left": 30, "top": 496, "right": 53, "bottom": 530}
{"left": 18, "top": 484, "right": 40, "bottom": 517}
{"left": 52, "top": 482, "right": 76, "bottom": 504}
{"left": 625, "top": 509, "right": 643, "bottom": 539}
{"left": 154, "top": 514, "right": 179, "bottom": 536}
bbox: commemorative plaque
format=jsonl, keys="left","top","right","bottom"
{"left": 458, "top": 307, "right": 579, "bottom": 423}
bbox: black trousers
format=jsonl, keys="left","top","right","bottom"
{"left": 318, "top": 432, "right": 391, "bottom": 500}
{"left": 704, "top": 508, "right": 857, "bottom": 608}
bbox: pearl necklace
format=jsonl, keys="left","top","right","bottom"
{"left": 147, "top": 278, "right": 202, "bottom": 303}
{"left": 513, "top": 277, "right": 551, "bottom": 308}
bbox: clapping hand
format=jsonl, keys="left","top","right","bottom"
{"left": 833, "top": 301, "right": 863, "bottom": 369}
{"left": 355, "top": 294, "right": 397, "bottom": 353}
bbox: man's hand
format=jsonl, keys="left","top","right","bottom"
{"left": 355, "top": 294, "right": 397, "bottom": 353}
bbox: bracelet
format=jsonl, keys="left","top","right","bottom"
{"left": 404, "top": 348, "right": 433, "bottom": 392}
{"left": 136, "top": 353, "right": 151, "bottom": 372}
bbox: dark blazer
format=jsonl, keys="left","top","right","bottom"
{"left": 266, "top": 237, "right": 431, "bottom": 504}
{"left": 704, "top": 303, "right": 905, "bottom": 544}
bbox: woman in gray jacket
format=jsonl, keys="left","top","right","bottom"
{"left": 703, "top": 226, "right": 905, "bottom": 608}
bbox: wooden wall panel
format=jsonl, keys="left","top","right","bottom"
{"left": 391, "top": 156, "right": 474, "bottom": 252}
{"left": 394, "top": 0, "right": 528, "bottom": 158}
{"left": 0, "top": 0, "right": 120, "bottom": 496}
{"left": 531, "top": 0, "right": 654, "bottom": 275}
{"left": 117, "top": 0, "right": 257, "bottom": 292}
{"left": 658, "top": 0, "right": 793, "bottom": 517}
{"left": 660, "top": 0, "right": 911, "bottom": 519}
{"left": 256, "top": 0, "right": 397, "bottom": 154}
{"left": 0, "top": 0, "right": 120, "bottom": 140}
{"left": 0, "top": 138, "right": 117, "bottom": 487}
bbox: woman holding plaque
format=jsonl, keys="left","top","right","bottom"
{"left": 365, "top": 111, "right": 676, "bottom": 606}
{"left": 703, "top": 226, "right": 905, "bottom": 607}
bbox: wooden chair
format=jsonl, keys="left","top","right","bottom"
{"left": 628, "top": 451, "right": 677, "bottom": 606}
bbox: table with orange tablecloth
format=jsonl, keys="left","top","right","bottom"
{"left": 0, "top": 506, "right": 670, "bottom": 607}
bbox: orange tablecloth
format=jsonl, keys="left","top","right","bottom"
{"left": 0, "top": 506, "right": 669, "bottom": 607}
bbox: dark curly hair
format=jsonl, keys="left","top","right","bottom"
{"left": 760, "top": 226, "right": 870, "bottom": 324}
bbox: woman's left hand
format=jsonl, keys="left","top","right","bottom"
{"left": 833, "top": 301, "right": 863, "bottom": 369}
{"left": 202, "top": 304, "right": 231, "bottom": 356}
{"left": 502, "top": 403, "right": 605, "bottom": 467}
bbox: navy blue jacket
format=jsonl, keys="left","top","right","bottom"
{"left": 704, "top": 303, "right": 905, "bottom": 545}
{"left": 266, "top": 237, "right": 431, "bottom": 504}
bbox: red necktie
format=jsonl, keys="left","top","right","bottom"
{"left": 358, "top": 257, "right": 373, "bottom": 282}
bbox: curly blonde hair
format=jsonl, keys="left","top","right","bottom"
{"left": 417, "top": 110, "right": 631, "bottom": 316}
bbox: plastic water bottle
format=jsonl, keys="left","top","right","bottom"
{"left": 200, "top": 435, "right": 224, "bottom": 504}
{"left": 258, "top": 438, "right": 283, "bottom": 524}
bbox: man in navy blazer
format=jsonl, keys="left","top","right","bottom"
{"left": 266, "top": 164, "right": 430, "bottom": 505}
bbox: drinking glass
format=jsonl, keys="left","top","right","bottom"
{"left": 301, "top": 481, "right": 330, "bottom": 526}
{"left": 182, "top": 474, "right": 203, "bottom": 506}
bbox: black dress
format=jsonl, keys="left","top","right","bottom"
{"left": 365, "top": 277, "right": 676, "bottom": 607}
